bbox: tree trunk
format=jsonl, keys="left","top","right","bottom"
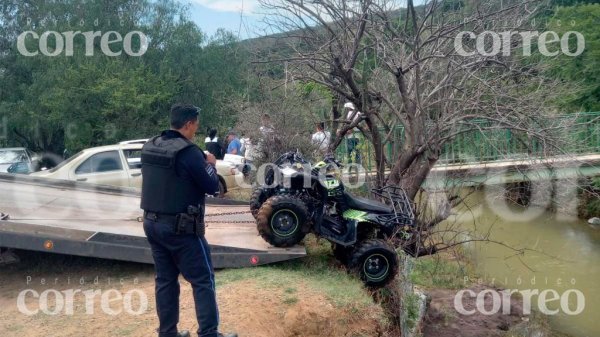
{"left": 396, "top": 154, "right": 436, "bottom": 201}
{"left": 365, "top": 113, "right": 386, "bottom": 188}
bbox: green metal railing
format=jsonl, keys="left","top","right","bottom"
{"left": 336, "top": 112, "right": 600, "bottom": 171}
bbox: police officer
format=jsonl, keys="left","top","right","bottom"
{"left": 141, "top": 104, "right": 238, "bottom": 337}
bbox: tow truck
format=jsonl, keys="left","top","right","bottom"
{"left": 0, "top": 173, "right": 305, "bottom": 267}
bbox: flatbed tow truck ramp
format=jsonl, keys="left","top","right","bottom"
{"left": 0, "top": 173, "right": 306, "bottom": 268}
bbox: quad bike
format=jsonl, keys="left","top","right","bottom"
{"left": 250, "top": 150, "right": 415, "bottom": 288}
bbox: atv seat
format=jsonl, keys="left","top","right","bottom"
{"left": 344, "top": 192, "right": 393, "bottom": 214}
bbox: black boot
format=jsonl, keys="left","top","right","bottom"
{"left": 217, "top": 333, "right": 238, "bottom": 337}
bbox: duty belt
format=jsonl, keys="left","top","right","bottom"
{"left": 144, "top": 210, "right": 205, "bottom": 236}
{"left": 144, "top": 211, "right": 177, "bottom": 223}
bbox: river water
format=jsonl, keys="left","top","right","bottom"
{"left": 448, "top": 190, "right": 600, "bottom": 337}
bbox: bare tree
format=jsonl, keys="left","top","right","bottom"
{"left": 254, "top": 0, "right": 579, "bottom": 235}
{"left": 230, "top": 77, "right": 329, "bottom": 166}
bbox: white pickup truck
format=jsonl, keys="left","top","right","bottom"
{"left": 31, "top": 142, "right": 242, "bottom": 196}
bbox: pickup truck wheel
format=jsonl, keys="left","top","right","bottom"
{"left": 216, "top": 179, "right": 226, "bottom": 198}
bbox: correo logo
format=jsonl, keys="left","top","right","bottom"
{"left": 454, "top": 288, "right": 585, "bottom": 316}
{"left": 455, "top": 31, "right": 585, "bottom": 57}
{"left": 17, "top": 288, "right": 148, "bottom": 316}
{"left": 17, "top": 30, "right": 149, "bottom": 57}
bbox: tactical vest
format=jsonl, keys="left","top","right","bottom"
{"left": 140, "top": 135, "right": 199, "bottom": 214}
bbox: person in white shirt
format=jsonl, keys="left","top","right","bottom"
{"left": 241, "top": 137, "right": 256, "bottom": 163}
{"left": 311, "top": 122, "right": 331, "bottom": 155}
{"left": 254, "top": 113, "right": 275, "bottom": 159}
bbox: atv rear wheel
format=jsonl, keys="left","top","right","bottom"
{"left": 256, "top": 195, "right": 309, "bottom": 247}
{"left": 250, "top": 188, "right": 271, "bottom": 219}
{"left": 349, "top": 239, "right": 399, "bottom": 288}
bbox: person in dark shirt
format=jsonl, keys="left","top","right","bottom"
{"left": 205, "top": 128, "right": 224, "bottom": 160}
{"left": 141, "top": 104, "right": 237, "bottom": 337}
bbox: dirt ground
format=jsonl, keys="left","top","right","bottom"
{"left": 0, "top": 252, "right": 382, "bottom": 337}
{"left": 0, "top": 251, "right": 537, "bottom": 337}
{"left": 422, "top": 285, "right": 526, "bottom": 337}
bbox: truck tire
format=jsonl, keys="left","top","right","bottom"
{"left": 256, "top": 195, "right": 309, "bottom": 247}
{"left": 216, "top": 180, "right": 226, "bottom": 198}
{"left": 349, "top": 239, "right": 399, "bottom": 288}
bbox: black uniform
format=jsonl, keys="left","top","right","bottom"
{"left": 141, "top": 130, "right": 220, "bottom": 337}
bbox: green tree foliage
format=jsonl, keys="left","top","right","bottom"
{"left": 543, "top": 4, "right": 600, "bottom": 111}
{"left": 0, "top": 0, "right": 247, "bottom": 155}
{"left": 551, "top": 0, "right": 600, "bottom": 6}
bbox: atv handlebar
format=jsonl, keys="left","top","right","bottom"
{"left": 274, "top": 150, "right": 310, "bottom": 166}
{"left": 323, "top": 154, "right": 343, "bottom": 168}
{"left": 275, "top": 151, "right": 343, "bottom": 169}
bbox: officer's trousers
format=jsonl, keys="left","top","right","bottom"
{"left": 144, "top": 219, "right": 220, "bottom": 337}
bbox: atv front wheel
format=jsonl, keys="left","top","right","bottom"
{"left": 349, "top": 239, "right": 399, "bottom": 288}
{"left": 250, "top": 187, "right": 271, "bottom": 219}
{"left": 256, "top": 195, "right": 309, "bottom": 247}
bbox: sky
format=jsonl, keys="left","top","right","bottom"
{"left": 184, "top": 0, "right": 427, "bottom": 40}
{"left": 184, "top": 0, "right": 265, "bottom": 40}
